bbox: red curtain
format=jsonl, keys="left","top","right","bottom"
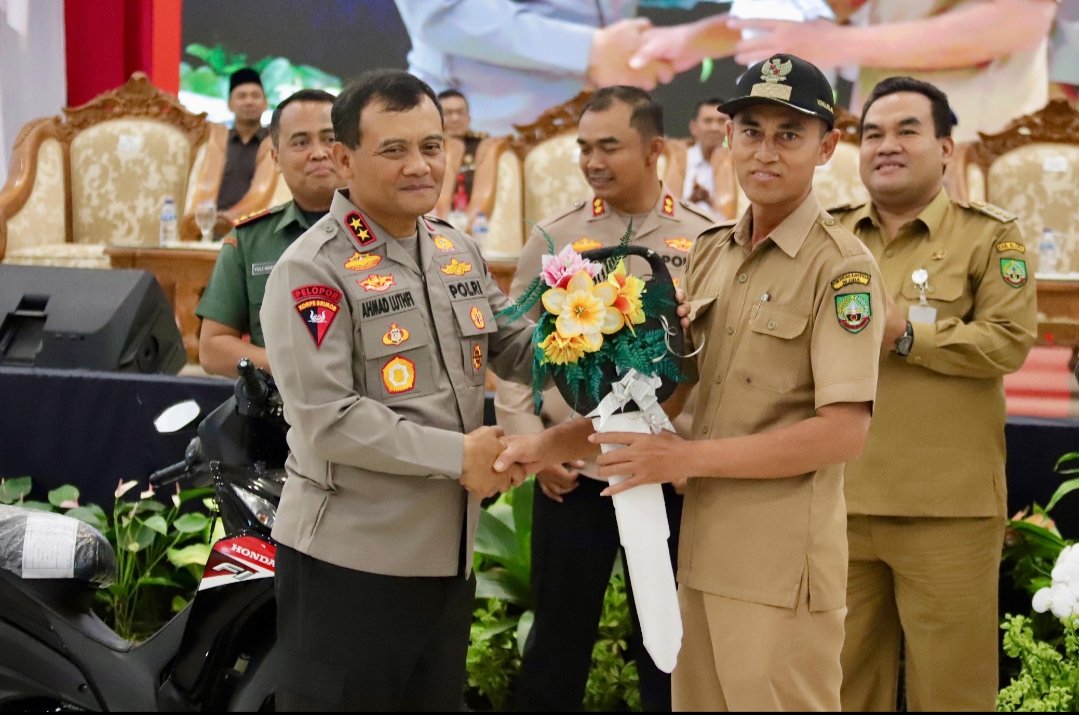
{"left": 64, "top": 0, "right": 182, "bottom": 107}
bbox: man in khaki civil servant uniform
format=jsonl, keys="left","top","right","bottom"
{"left": 495, "top": 54, "right": 886, "bottom": 711}
{"left": 260, "top": 70, "right": 535, "bottom": 711}
{"left": 496, "top": 86, "right": 712, "bottom": 711}
{"left": 830, "top": 76, "right": 1037, "bottom": 711}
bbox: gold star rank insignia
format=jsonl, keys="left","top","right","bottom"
{"left": 345, "top": 211, "right": 377, "bottom": 246}
{"left": 662, "top": 195, "right": 676, "bottom": 216}
{"left": 592, "top": 198, "right": 606, "bottom": 217}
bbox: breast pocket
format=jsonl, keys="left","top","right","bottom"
{"left": 741, "top": 304, "right": 810, "bottom": 394}
{"left": 442, "top": 276, "right": 498, "bottom": 387}
{"left": 359, "top": 303, "right": 436, "bottom": 404}
{"left": 899, "top": 268, "right": 968, "bottom": 318}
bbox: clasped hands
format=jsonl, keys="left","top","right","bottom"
{"left": 592, "top": 15, "right": 842, "bottom": 90}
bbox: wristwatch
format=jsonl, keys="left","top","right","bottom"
{"left": 895, "top": 321, "right": 914, "bottom": 356}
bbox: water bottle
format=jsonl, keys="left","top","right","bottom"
{"left": 159, "top": 197, "right": 178, "bottom": 246}
{"left": 472, "top": 212, "right": 489, "bottom": 253}
{"left": 1039, "top": 228, "right": 1061, "bottom": 274}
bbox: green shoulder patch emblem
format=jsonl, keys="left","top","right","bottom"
{"left": 835, "top": 293, "right": 872, "bottom": 333}
{"left": 831, "top": 272, "right": 872, "bottom": 290}
{"left": 1000, "top": 258, "right": 1027, "bottom": 288}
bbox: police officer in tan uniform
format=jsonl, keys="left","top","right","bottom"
{"left": 496, "top": 86, "right": 712, "bottom": 711}
{"left": 260, "top": 70, "right": 535, "bottom": 711}
{"left": 830, "top": 77, "right": 1037, "bottom": 712}
{"left": 496, "top": 55, "right": 886, "bottom": 711}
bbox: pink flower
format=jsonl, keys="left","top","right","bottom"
{"left": 540, "top": 244, "right": 601, "bottom": 289}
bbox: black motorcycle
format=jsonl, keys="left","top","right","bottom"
{"left": 0, "top": 359, "right": 286, "bottom": 711}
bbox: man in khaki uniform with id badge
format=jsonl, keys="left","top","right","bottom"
{"left": 830, "top": 77, "right": 1037, "bottom": 711}
{"left": 494, "top": 55, "right": 886, "bottom": 711}
{"left": 259, "top": 70, "right": 536, "bottom": 711}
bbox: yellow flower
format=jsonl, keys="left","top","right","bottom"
{"left": 538, "top": 331, "right": 591, "bottom": 365}
{"left": 541, "top": 270, "right": 622, "bottom": 341}
{"left": 607, "top": 260, "right": 646, "bottom": 330}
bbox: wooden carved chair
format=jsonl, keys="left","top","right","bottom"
{"left": 0, "top": 73, "right": 227, "bottom": 267}
{"left": 951, "top": 100, "right": 1079, "bottom": 272}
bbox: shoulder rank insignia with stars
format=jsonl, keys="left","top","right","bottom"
{"left": 234, "top": 204, "right": 285, "bottom": 227}
{"left": 968, "top": 200, "right": 1017, "bottom": 223}
{"left": 345, "top": 211, "right": 377, "bottom": 246}
{"left": 592, "top": 198, "right": 606, "bottom": 217}
{"left": 662, "top": 194, "right": 676, "bottom": 216}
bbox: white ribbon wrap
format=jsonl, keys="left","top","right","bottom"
{"left": 587, "top": 370, "right": 682, "bottom": 674}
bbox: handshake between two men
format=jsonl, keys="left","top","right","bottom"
{"left": 459, "top": 425, "right": 588, "bottom": 500}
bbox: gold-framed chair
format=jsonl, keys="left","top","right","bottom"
{"left": 951, "top": 100, "right": 1079, "bottom": 271}
{"left": 0, "top": 73, "right": 227, "bottom": 267}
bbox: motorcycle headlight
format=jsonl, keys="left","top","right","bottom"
{"left": 231, "top": 485, "right": 276, "bottom": 529}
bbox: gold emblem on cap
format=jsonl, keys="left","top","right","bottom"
{"left": 751, "top": 57, "right": 794, "bottom": 101}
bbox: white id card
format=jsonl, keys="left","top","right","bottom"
{"left": 909, "top": 305, "right": 937, "bottom": 324}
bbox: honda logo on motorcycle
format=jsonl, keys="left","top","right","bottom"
{"left": 198, "top": 536, "right": 276, "bottom": 591}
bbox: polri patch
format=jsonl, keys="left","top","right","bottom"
{"left": 433, "top": 235, "right": 456, "bottom": 253}
{"left": 996, "top": 241, "right": 1026, "bottom": 254}
{"left": 358, "top": 274, "right": 396, "bottom": 293}
{"left": 345, "top": 211, "right": 376, "bottom": 246}
{"left": 835, "top": 293, "right": 871, "bottom": 333}
{"left": 1001, "top": 258, "right": 1027, "bottom": 288}
{"left": 573, "top": 237, "right": 602, "bottom": 252}
{"left": 382, "top": 355, "right": 416, "bottom": 395}
{"left": 831, "top": 272, "right": 871, "bottom": 290}
{"left": 345, "top": 252, "right": 382, "bottom": 271}
{"left": 251, "top": 262, "right": 276, "bottom": 277}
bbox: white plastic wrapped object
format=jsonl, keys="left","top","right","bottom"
{"left": 0, "top": 505, "right": 116, "bottom": 585}
{"left": 589, "top": 378, "right": 683, "bottom": 674}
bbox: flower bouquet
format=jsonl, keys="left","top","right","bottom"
{"left": 497, "top": 226, "right": 686, "bottom": 673}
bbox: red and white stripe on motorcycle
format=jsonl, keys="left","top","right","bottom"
{"left": 198, "top": 536, "right": 276, "bottom": 591}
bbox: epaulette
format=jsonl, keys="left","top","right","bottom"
{"left": 678, "top": 199, "right": 718, "bottom": 222}
{"left": 540, "top": 201, "right": 587, "bottom": 228}
{"left": 826, "top": 202, "right": 866, "bottom": 214}
{"left": 234, "top": 203, "right": 287, "bottom": 228}
{"left": 465, "top": 130, "right": 489, "bottom": 141}
{"left": 956, "top": 199, "right": 1016, "bottom": 223}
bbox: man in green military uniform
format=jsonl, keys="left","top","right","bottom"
{"left": 197, "top": 89, "right": 343, "bottom": 377}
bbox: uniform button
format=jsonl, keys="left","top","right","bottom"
{"left": 726, "top": 325, "right": 735, "bottom": 335}
{"left": 738, "top": 274, "right": 748, "bottom": 283}
{"left": 824, "top": 219, "right": 835, "bottom": 226}
{"left": 715, "top": 375, "right": 722, "bottom": 385}
{"left": 324, "top": 223, "right": 334, "bottom": 233}
{"left": 767, "top": 320, "right": 776, "bottom": 330}
{"left": 702, "top": 424, "right": 710, "bottom": 434}
{"left": 885, "top": 249, "right": 895, "bottom": 257}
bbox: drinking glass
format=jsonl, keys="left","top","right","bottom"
{"left": 195, "top": 201, "right": 217, "bottom": 243}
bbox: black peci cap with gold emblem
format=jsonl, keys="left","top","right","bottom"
{"left": 719, "top": 54, "right": 835, "bottom": 128}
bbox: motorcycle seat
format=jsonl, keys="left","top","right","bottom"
{"left": 0, "top": 505, "right": 117, "bottom": 586}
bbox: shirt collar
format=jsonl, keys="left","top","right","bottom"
{"left": 854, "top": 188, "right": 950, "bottom": 242}
{"left": 732, "top": 190, "right": 822, "bottom": 258}
{"left": 228, "top": 126, "right": 268, "bottom": 145}
{"left": 273, "top": 200, "right": 319, "bottom": 234}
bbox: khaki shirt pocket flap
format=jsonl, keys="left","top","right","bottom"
{"left": 687, "top": 296, "right": 717, "bottom": 322}
{"left": 749, "top": 305, "right": 809, "bottom": 340}
{"left": 453, "top": 299, "right": 497, "bottom": 337}
{"left": 361, "top": 309, "right": 429, "bottom": 360}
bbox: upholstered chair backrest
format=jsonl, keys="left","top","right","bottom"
{"left": 958, "top": 101, "right": 1079, "bottom": 272}
{"left": 69, "top": 119, "right": 192, "bottom": 245}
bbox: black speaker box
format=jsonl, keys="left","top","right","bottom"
{"left": 0, "top": 265, "right": 185, "bottom": 374}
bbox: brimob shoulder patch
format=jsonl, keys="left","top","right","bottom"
{"left": 830, "top": 272, "right": 872, "bottom": 290}
{"left": 292, "top": 284, "right": 341, "bottom": 348}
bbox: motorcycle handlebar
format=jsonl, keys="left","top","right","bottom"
{"left": 149, "top": 460, "right": 189, "bottom": 487}
{"left": 237, "top": 358, "right": 269, "bottom": 403}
